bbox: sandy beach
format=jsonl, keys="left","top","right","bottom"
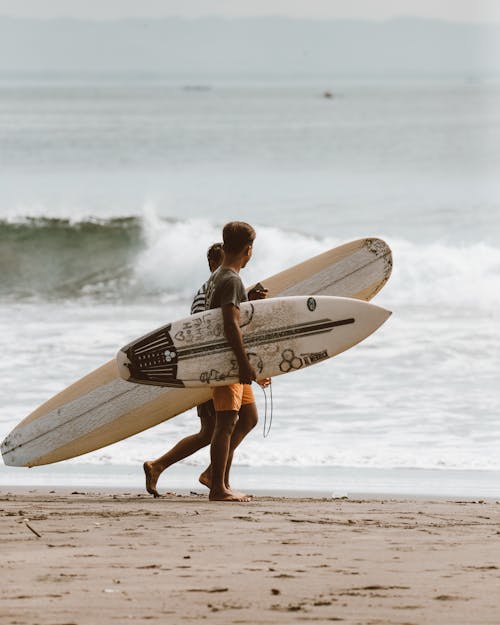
{"left": 1, "top": 489, "right": 499, "bottom": 624}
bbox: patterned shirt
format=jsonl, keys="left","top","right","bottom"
{"left": 190, "top": 280, "right": 209, "bottom": 315}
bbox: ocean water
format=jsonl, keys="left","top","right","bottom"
{"left": 1, "top": 77, "right": 499, "bottom": 497}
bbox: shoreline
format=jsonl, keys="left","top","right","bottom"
{"left": 1, "top": 489, "right": 499, "bottom": 624}
{"left": 1, "top": 485, "right": 498, "bottom": 503}
{"left": 3, "top": 462, "right": 500, "bottom": 499}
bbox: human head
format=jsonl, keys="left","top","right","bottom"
{"left": 207, "top": 242, "right": 224, "bottom": 272}
{"left": 222, "top": 221, "right": 256, "bottom": 268}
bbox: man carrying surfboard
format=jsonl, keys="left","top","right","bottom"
{"left": 203, "top": 221, "right": 265, "bottom": 502}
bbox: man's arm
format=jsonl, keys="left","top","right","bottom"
{"left": 222, "top": 303, "right": 257, "bottom": 384}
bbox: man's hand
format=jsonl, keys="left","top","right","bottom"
{"left": 257, "top": 378, "right": 271, "bottom": 388}
{"left": 239, "top": 360, "right": 258, "bottom": 385}
{"left": 248, "top": 283, "right": 268, "bottom": 301}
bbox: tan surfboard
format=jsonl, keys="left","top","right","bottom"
{"left": 1, "top": 238, "right": 392, "bottom": 467}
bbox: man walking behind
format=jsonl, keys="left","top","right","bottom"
{"left": 143, "top": 243, "right": 224, "bottom": 498}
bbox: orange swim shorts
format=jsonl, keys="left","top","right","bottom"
{"left": 212, "top": 383, "right": 255, "bottom": 412}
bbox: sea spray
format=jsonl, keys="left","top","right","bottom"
{"left": 133, "top": 204, "right": 221, "bottom": 297}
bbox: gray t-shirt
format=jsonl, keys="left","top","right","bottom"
{"left": 205, "top": 267, "right": 247, "bottom": 311}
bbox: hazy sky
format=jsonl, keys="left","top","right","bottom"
{"left": 0, "top": 0, "right": 499, "bottom": 23}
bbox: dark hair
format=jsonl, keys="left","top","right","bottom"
{"left": 222, "top": 221, "right": 256, "bottom": 255}
{"left": 207, "top": 242, "right": 224, "bottom": 264}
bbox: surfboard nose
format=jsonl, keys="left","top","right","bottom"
{"left": 116, "top": 350, "right": 132, "bottom": 380}
{"left": 369, "top": 303, "right": 392, "bottom": 330}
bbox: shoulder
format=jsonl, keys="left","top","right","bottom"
{"left": 210, "top": 268, "right": 239, "bottom": 288}
{"left": 223, "top": 271, "right": 243, "bottom": 286}
{"left": 220, "top": 271, "right": 245, "bottom": 294}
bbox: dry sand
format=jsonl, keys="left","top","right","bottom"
{"left": 1, "top": 489, "right": 499, "bottom": 625}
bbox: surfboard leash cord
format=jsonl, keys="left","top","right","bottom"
{"left": 262, "top": 380, "right": 273, "bottom": 438}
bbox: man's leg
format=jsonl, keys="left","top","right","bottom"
{"left": 209, "top": 409, "right": 250, "bottom": 502}
{"left": 200, "top": 385, "right": 257, "bottom": 491}
{"left": 144, "top": 403, "right": 215, "bottom": 498}
{"left": 199, "top": 403, "right": 256, "bottom": 490}
{"left": 224, "top": 401, "right": 258, "bottom": 489}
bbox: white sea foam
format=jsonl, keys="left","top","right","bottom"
{"left": 133, "top": 205, "right": 222, "bottom": 297}
{"left": 384, "top": 237, "right": 500, "bottom": 312}
{"left": 133, "top": 204, "right": 339, "bottom": 298}
{"left": 2, "top": 297, "right": 498, "bottom": 476}
{"left": 132, "top": 207, "right": 500, "bottom": 313}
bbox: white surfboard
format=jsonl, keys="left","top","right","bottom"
{"left": 117, "top": 296, "right": 390, "bottom": 388}
{"left": 1, "top": 238, "right": 392, "bottom": 467}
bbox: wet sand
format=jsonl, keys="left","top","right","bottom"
{"left": 1, "top": 489, "right": 499, "bottom": 624}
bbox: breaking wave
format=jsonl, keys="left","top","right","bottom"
{"left": 1, "top": 209, "right": 499, "bottom": 313}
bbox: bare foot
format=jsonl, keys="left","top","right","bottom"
{"left": 199, "top": 469, "right": 248, "bottom": 497}
{"left": 209, "top": 488, "right": 252, "bottom": 502}
{"left": 143, "top": 461, "right": 161, "bottom": 498}
{"left": 199, "top": 469, "right": 211, "bottom": 489}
